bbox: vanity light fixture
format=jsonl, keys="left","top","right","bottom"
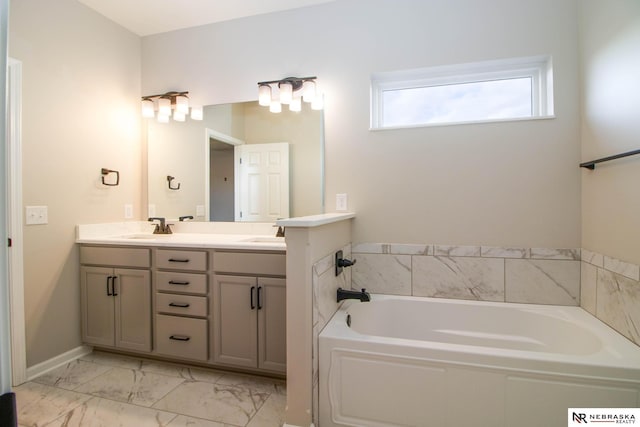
{"left": 140, "top": 91, "right": 203, "bottom": 122}
{"left": 257, "top": 76, "right": 323, "bottom": 113}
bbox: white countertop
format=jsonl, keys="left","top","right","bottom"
{"left": 76, "top": 214, "right": 356, "bottom": 250}
{"left": 276, "top": 212, "right": 355, "bottom": 227}
{"left": 76, "top": 221, "right": 285, "bottom": 251}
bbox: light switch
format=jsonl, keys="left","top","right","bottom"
{"left": 148, "top": 204, "right": 156, "bottom": 217}
{"left": 25, "top": 206, "right": 48, "bottom": 225}
{"left": 196, "top": 205, "right": 205, "bottom": 217}
{"left": 124, "top": 204, "right": 133, "bottom": 219}
{"left": 336, "top": 194, "right": 348, "bottom": 211}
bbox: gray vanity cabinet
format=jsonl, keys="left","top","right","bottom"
{"left": 79, "top": 247, "right": 152, "bottom": 353}
{"left": 154, "top": 248, "right": 209, "bottom": 362}
{"left": 212, "top": 251, "right": 287, "bottom": 374}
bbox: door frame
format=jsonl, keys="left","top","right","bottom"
{"left": 204, "top": 128, "right": 243, "bottom": 221}
{"left": 7, "top": 58, "right": 27, "bottom": 386}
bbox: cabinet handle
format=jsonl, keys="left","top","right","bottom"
{"left": 169, "top": 335, "right": 190, "bottom": 341}
{"left": 111, "top": 276, "right": 118, "bottom": 296}
{"left": 168, "top": 258, "right": 189, "bottom": 263}
{"left": 106, "top": 276, "right": 113, "bottom": 296}
{"left": 250, "top": 286, "right": 256, "bottom": 310}
{"left": 257, "top": 286, "right": 263, "bottom": 310}
{"left": 168, "top": 280, "right": 190, "bottom": 285}
{"left": 169, "top": 302, "right": 190, "bottom": 308}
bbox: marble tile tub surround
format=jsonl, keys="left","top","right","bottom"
{"left": 351, "top": 243, "right": 582, "bottom": 306}
{"left": 311, "top": 243, "right": 352, "bottom": 427}
{"left": 581, "top": 248, "right": 640, "bottom": 347}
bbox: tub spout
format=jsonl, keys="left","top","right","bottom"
{"left": 337, "top": 288, "right": 370, "bottom": 303}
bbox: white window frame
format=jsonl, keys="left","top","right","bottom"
{"left": 370, "top": 55, "right": 554, "bottom": 130}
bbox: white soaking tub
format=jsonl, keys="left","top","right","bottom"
{"left": 319, "top": 294, "right": 640, "bottom": 427}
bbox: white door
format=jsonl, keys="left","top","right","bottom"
{"left": 236, "top": 142, "right": 289, "bottom": 221}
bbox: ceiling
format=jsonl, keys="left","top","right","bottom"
{"left": 77, "top": 0, "right": 337, "bottom": 37}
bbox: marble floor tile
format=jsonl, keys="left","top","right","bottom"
{"left": 140, "top": 359, "right": 225, "bottom": 384}
{"left": 167, "top": 415, "right": 231, "bottom": 427}
{"left": 216, "top": 372, "right": 286, "bottom": 396}
{"left": 246, "top": 392, "right": 286, "bottom": 427}
{"left": 17, "top": 351, "right": 286, "bottom": 427}
{"left": 33, "top": 359, "right": 113, "bottom": 390}
{"left": 75, "top": 366, "right": 185, "bottom": 407}
{"left": 80, "top": 351, "right": 144, "bottom": 370}
{"left": 153, "top": 381, "right": 270, "bottom": 426}
{"left": 42, "top": 396, "right": 177, "bottom": 427}
{"left": 14, "top": 382, "right": 91, "bottom": 427}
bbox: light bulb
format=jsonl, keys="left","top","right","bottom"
{"left": 289, "top": 97, "right": 302, "bottom": 112}
{"left": 173, "top": 110, "right": 186, "bottom": 122}
{"left": 311, "top": 92, "right": 324, "bottom": 110}
{"left": 279, "top": 81, "right": 293, "bottom": 104}
{"left": 190, "top": 105, "right": 203, "bottom": 120}
{"left": 302, "top": 80, "right": 316, "bottom": 103}
{"left": 258, "top": 84, "right": 272, "bottom": 107}
{"left": 175, "top": 95, "right": 189, "bottom": 114}
{"left": 270, "top": 100, "right": 282, "bottom": 113}
{"left": 141, "top": 99, "right": 155, "bottom": 118}
{"left": 158, "top": 98, "right": 171, "bottom": 116}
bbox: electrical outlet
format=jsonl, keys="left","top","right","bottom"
{"left": 336, "top": 193, "right": 348, "bottom": 211}
{"left": 124, "top": 204, "right": 133, "bottom": 219}
{"left": 196, "top": 205, "right": 205, "bottom": 217}
{"left": 25, "top": 206, "right": 48, "bottom": 225}
{"left": 148, "top": 204, "right": 156, "bottom": 217}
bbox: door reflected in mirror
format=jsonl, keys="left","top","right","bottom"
{"left": 147, "top": 101, "right": 324, "bottom": 221}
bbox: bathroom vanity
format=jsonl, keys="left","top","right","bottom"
{"left": 77, "top": 223, "right": 287, "bottom": 376}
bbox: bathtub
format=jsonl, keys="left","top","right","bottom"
{"left": 319, "top": 295, "right": 640, "bottom": 427}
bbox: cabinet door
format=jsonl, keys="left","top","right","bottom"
{"left": 257, "top": 277, "right": 286, "bottom": 373}
{"left": 80, "top": 266, "right": 115, "bottom": 347}
{"left": 114, "top": 268, "right": 151, "bottom": 352}
{"left": 212, "top": 275, "right": 258, "bottom": 368}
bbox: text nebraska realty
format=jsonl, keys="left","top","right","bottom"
{"left": 574, "top": 412, "right": 636, "bottom": 424}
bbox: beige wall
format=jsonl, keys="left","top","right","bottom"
{"left": 9, "top": 0, "right": 141, "bottom": 366}
{"left": 142, "top": 0, "right": 581, "bottom": 248}
{"left": 580, "top": 0, "right": 640, "bottom": 265}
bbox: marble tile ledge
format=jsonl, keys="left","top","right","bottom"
{"left": 352, "top": 243, "right": 580, "bottom": 261}
{"left": 582, "top": 248, "right": 640, "bottom": 281}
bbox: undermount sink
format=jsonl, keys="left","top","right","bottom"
{"left": 244, "top": 236, "right": 285, "bottom": 243}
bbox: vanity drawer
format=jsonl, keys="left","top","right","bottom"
{"left": 155, "top": 314, "right": 207, "bottom": 361}
{"left": 155, "top": 271, "right": 207, "bottom": 295}
{"left": 156, "top": 249, "right": 207, "bottom": 271}
{"left": 213, "top": 251, "right": 286, "bottom": 276}
{"left": 156, "top": 293, "right": 207, "bottom": 317}
{"left": 80, "top": 246, "right": 150, "bottom": 268}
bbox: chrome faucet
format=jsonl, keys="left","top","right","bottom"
{"left": 148, "top": 217, "right": 172, "bottom": 234}
{"left": 337, "top": 288, "right": 371, "bottom": 303}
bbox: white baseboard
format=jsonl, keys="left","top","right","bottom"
{"left": 26, "top": 345, "right": 93, "bottom": 381}
{"left": 282, "top": 424, "right": 315, "bottom": 427}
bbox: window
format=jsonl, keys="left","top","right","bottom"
{"left": 371, "top": 56, "right": 553, "bottom": 129}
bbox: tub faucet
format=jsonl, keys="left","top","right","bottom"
{"left": 148, "top": 217, "right": 172, "bottom": 234}
{"left": 337, "top": 288, "right": 370, "bottom": 303}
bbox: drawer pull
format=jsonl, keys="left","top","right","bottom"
{"left": 169, "top": 258, "right": 190, "bottom": 263}
{"left": 168, "top": 280, "right": 190, "bottom": 285}
{"left": 169, "top": 302, "right": 190, "bottom": 308}
{"left": 169, "top": 335, "right": 191, "bottom": 341}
